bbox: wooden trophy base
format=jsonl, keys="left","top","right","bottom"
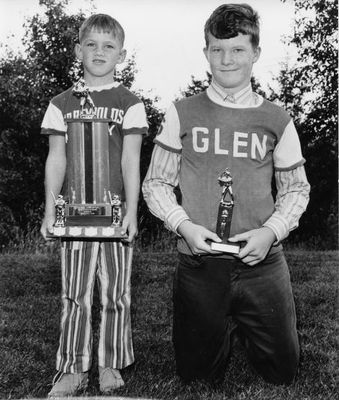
{"left": 211, "top": 240, "right": 240, "bottom": 255}
{"left": 47, "top": 225, "right": 127, "bottom": 239}
{"left": 47, "top": 201, "right": 127, "bottom": 239}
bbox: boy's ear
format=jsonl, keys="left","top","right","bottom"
{"left": 75, "top": 43, "right": 83, "bottom": 60}
{"left": 253, "top": 46, "right": 261, "bottom": 63}
{"left": 203, "top": 46, "right": 209, "bottom": 61}
{"left": 117, "top": 48, "right": 127, "bottom": 64}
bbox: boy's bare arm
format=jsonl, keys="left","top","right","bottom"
{"left": 40, "top": 135, "right": 66, "bottom": 240}
{"left": 121, "top": 134, "right": 143, "bottom": 242}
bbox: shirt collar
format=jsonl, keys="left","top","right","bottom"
{"left": 87, "top": 81, "right": 120, "bottom": 92}
{"left": 208, "top": 80, "right": 262, "bottom": 108}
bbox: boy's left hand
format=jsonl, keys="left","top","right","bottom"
{"left": 121, "top": 213, "right": 138, "bottom": 243}
{"left": 228, "top": 227, "right": 276, "bottom": 266}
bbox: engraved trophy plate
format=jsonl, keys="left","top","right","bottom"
{"left": 47, "top": 80, "right": 127, "bottom": 239}
{"left": 211, "top": 168, "right": 240, "bottom": 254}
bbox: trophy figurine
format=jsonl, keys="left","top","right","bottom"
{"left": 109, "top": 192, "right": 123, "bottom": 227}
{"left": 54, "top": 194, "right": 66, "bottom": 227}
{"left": 211, "top": 169, "right": 240, "bottom": 254}
{"left": 73, "top": 78, "right": 96, "bottom": 119}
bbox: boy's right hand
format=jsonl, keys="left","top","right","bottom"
{"left": 178, "top": 220, "right": 222, "bottom": 256}
{"left": 40, "top": 215, "right": 55, "bottom": 241}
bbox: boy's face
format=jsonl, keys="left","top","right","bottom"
{"left": 204, "top": 33, "right": 261, "bottom": 93}
{"left": 75, "top": 29, "right": 126, "bottom": 85}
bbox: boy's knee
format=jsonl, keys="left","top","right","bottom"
{"left": 176, "top": 353, "right": 228, "bottom": 384}
{"left": 278, "top": 349, "right": 299, "bottom": 384}
{"left": 259, "top": 349, "right": 299, "bottom": 385}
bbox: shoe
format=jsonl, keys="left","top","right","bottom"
{"left": 99, "top": 366, "right": 124, "bottom": 393}
{"left": 48, "top": 371, "right": 88, "bottom": 397}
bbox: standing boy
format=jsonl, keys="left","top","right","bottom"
{"left": 143, "top": 4, "right": 310, "bottom": 385}
{"left": 41, "top": 14, "right": 148, "bottom": 396}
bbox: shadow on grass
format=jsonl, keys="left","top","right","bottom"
{"left": 0, "top": 250, "right": 337, "bottom": 399}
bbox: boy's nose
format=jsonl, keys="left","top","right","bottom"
{"left": 95, "top": 46, "right": 104, "bottom": 56}
{"left": 222, "top": 51, "right": 234, "bottom": 65}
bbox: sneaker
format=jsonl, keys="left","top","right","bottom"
{"left": 48, "top": 371, "right": 88, "bottom": 397}
{"left": 99, "top": 366, "right": 124, "bottom": 393}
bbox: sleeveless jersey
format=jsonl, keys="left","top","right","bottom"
{"left": 157, "top": 92, "right": 303, "bottom": 254}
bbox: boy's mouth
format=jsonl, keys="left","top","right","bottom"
{"left": 93, "top": 59, "right": 106, "bottom": 64}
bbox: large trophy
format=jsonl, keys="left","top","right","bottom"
{"left": 210, "top": 169, "right": 240, "bottom": 254}
{"left": 48, "top": 79, "right": 126, "bottom": 239}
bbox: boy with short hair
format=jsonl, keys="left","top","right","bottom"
{"left": 143, "top": 3, "right": 310, "bottom": 385}
{"left": 41, "top": 14, "right": 148, "bottom": 396}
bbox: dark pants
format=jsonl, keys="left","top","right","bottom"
{"left": 173, "top": 251, "right": 299, "bottom": 384}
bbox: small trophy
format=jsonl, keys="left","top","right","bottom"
{"left": 211, "top": 169, "right": 240, "bottom": 254}
{"left": 54, "top": 194, "right": 66, "bottom": 227}
{"left": 109, "top": 192, "right": 123, "bottom": 227}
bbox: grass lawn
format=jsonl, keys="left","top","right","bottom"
{"left": 0, "top": 248, "right": 337, "bottom": 399}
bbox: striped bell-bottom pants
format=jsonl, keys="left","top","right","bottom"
{"left": 55, "top": 240, "right": 134, "bottom": 373}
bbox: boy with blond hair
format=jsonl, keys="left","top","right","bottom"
{"left": 41, "top": 14, "right": 147, "bottom": 396}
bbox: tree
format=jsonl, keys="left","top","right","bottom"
{"left": 179, "top": 73, "right": 211, "bottom": 99}
{"left": 0, "top": 1, "right": 86, "bottom": 246}
{"left": 272, "top": 0, "right": 338, "bottom": 247}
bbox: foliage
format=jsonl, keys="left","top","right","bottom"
{"left": 0, "top": 250, "right": 337, "bottom": 398}
{"left": 178, "top": 72, "right": 211, "bottom": 99}
{"left": 271, "top": 0, "right": 338, "bottom": 246}
{"left": 0, "top": 0, "right": 85, "bottom": 247}
{"left": 138, "top": 93, "right": 165, "bottom": 245}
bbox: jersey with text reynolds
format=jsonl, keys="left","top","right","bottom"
{"left": 41, "top": 83, "right": 147, "bottom": 199}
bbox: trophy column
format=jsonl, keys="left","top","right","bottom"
{"left": 48, "top": 119, "right": 126, "bottom": 239}
{"left": 211, "top": 169, "right": 240, "bottom": 254}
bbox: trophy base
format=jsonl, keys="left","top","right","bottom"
{"left": 47, "top": 225, "right": 127, "bottom": 239}
{"left": 211, "top": 241, "right": 240, "bottom": 255}
{"left": 66, "top": 216, "right": 113, "bottom": 226}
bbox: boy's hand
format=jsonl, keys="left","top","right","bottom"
{"left": 178, "top": 220, "right": 222, "bottom": 256}
{"left": 121, "top": 213, "right": 138, "bottom": 243}
{"left": 228, "top": 227, "right": 276, "bottom": 266}
{"left": 40, "top": 215, "right": 55, "bottom": 241}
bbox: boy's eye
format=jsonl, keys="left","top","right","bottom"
{"left": 212, "top": 48, "right": 221, "bottom": 53}
{"left": 234, "top": 48, "right": 244, "bottom": 53}
{"left": 86, "top": 42, "right": 95, "bottom": 47}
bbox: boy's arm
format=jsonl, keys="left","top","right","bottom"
{"left": 229, "top": 119, "right": 310, "bottom": 266}
{"left": 121, "top": 133, "right": 143, "bottom": 242}
{"left": 142, "top": 144, "right": 221, "bottom": 255}
{"left": 229, "top": 165, "right": 310, "bottom": 266}
{"left": 263, "top": 165, "right": 310, "bottom": 241}
{"left": 142, "top": 144, "right": 188, "bottom": 231}
{"left": 40, "top": 135, "right": 66, "bottom": 240}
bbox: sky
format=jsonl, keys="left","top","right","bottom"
{"left": 0, "top": 0, "right": 297, "bottom": 108}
